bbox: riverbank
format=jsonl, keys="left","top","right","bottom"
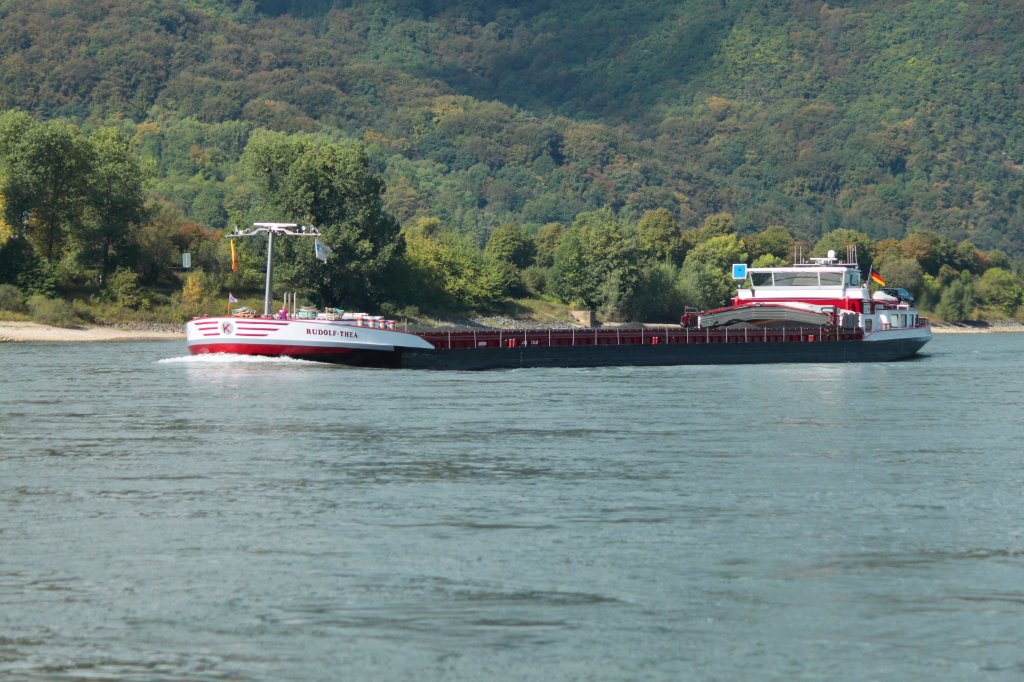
{"left": 0, "top": 321, "right": 182, "bottom": 343}
{"left": 930, "top": 321, "right": 1024, "bottom": 334}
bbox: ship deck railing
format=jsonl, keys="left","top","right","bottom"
{"left": 414, "top": 325, "right": 901, "bottom": 351}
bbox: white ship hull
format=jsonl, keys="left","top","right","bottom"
{"left": 186, "top": 316, "right": 435, "bottom": 362}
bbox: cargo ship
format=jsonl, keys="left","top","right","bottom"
{"left": 185, "top": 224, "right": 931, "bottom": 369}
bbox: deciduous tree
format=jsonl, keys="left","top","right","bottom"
{"left": 241, "top": 130, "right": 404, "bottom": 309}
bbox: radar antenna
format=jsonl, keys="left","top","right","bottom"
{"left": 227, "top": 222, "right": 322, "bottom": 317}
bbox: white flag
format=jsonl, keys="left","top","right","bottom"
{"left": 314, "top": 238, "right": 332, "bottom": 263}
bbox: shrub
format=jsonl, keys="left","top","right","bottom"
{"left": 936, "top": 273, "right": 976, "bottom": 322}
{"left": 521, "top": 265, "right": 548, "bottom": 296}
{"left": 0, "top": 283, "right": 26, "bottom": 313}
{"left": 180, "top": 269, "right": 215, "bottom": 318}
{"left": 69, "top": 299, "right": 97, "bottom": 324}
{"left": 107, "top": 267, "right": 142, "bottom": 308}
{"left": 27, "top": 295, "right": 80, "bottom": 328}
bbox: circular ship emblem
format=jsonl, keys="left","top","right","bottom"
{"left": 220, "top": 321, "right": 235, "bottom": 336}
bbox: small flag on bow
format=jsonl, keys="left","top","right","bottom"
{"left": 228, "top": 293, "right": 238, "bottom": 303}
{"left": 314, "top": 238, "right": 332, "bottom": 263}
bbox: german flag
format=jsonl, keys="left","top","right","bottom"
{"left": 870, "top": 270, "right": 886, "bottom": 287}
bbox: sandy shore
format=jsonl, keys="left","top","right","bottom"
{"left": 0, "top": 321, "right": 183, "bottom": 343}
{"left": 931, "top": 322, "right": 1024, "bottom": 334}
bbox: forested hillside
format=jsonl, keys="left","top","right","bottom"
{"left": 0, "top": 0, "right": 1022, "bottom": 322}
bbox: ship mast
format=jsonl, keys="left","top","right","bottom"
{"left": 226, "top": 222, "right": 321, "bottom": 317}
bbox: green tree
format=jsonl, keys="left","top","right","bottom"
{"left": 549, "top": 227, "right": 599, "bottom": 307}
{"left": 696, "top": 213, "right": 737, "bottom": 240}
{"left": 0, "top": 110, "right": 34, "bottom": 160}
{"left": 813, "top": 229, "right": 873, "bottom": 271}
{"left": 684, "top": 233, "right": 747, "bottom": 272}
{"left": 532, "top": 222, "right": 564, "bottom": 268}
{"left": 677, "top": 233, "right": 747, "bottom": 310}
{"left": 106, "top": 267, "right": 142, "bottom": 308}
{"left": 917, "top": 274, "right": 943, "bottom": 312}
{"left": 0, "top": 235, "right": 55, "bottom": 295}
{"left": 877, "top": 257, "right": 925, "bottom": 297}
{"left": 549, "top": 209, "right": 649, "bottom": 319}
{"left": 402, "top": 222, "right": 506, "bottom": 310}
{"left": 953, "top": 240, "right": 982, "bottom": 274}
{"left": 751, "top": 254, "right": 787, "bottom": 268}
{"left": 180, "top": 268, "right": 215, "bottom": 318}
{"left": 900, "top": 230, "right": 957, "bottom": 276}
{"left": 680, "top": 212, "right": 737, "bottom": 255}
{"left": 936, "top": 272, "right": 976, "bottom": 323}
{"left": 132, "top": 201, "right": 186, "bottom": 286}
{"left": 3, "top": 120, "right": 93, "bottom": 263}
{"left": 637, "top": 208, "right": 679, "bottom": 262}
{"left": 241, "top": 131, "right": 404, "bottom": 309}
{"left": 985, "top": 250, "right": 1012, "bottom": 272}
{"left": 484, "top": 224, "right": 535, "bottom": 270}
{"left": 678, "top": 260, "right": 734, "bottom": 311}
{"left": 975, "top": 267, "right": 1021, "bottom": 316}
{"left": 745, "top": 225, "right": 794, "bottom": 262}
{"left": 626, "top": 262, "right": 685, "bottom": 322}
{"left": 83, "top": 127, "right": 148, "bottom": 279}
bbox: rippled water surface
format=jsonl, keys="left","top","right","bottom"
{"left": 2, "top": 334, "right": 1024, "bottom": 681}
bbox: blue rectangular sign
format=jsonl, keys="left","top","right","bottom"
{"left": 732, "top": 263, "right": 747, "bottom": 280}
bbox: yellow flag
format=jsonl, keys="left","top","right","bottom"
{"left": 230, "top": 240, "right": 237, "bottom": 272}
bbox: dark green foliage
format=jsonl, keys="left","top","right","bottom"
{"left": 26, "top": 295, "right": 78, "bottom": 327}
{"left": 106, "top": 267, "right": 142, "bottom": 308}
{"left": 547, "top": 209, "right": 651, "bottom": 319}
{"left": 637, "top": 209, "right": 680, "bottom": 263}
{"left": 745, "top": 225, "right": 794, "bottom": 263}
{"left": 520, "top": 265, "right": 547, "bottom": 297}
{"left": 532, "top": 223, "right": 564, "bottom": 269}
{"left": 0, "top": 1, "right": 1020, "bottom": 256}
{"left": 678, "top": 260, "right": 734, "bottom": 312}
{"left": 0, "top": 118, "right": 147, "bottom": 289}
{"left": 627, "top": 263, "right": 686, "bottom": 323}
{"left": 677, "top": 233, "right": 748, "bottom": 310}
{"left": 3, "top": 120, "right": 93, "bottom": 262}
{"left": 877, "top": 257, "right": 925, "bottom": 299}
{"left": 1, "top": 1, "right": 1023, "bottom": 321}
{"left": 936, "top": 272, "right": 976, "bottom": 323}
{"left": 241, "top": 130, "right": 404, "bottom": 310}
{"left": 813, "top": 229, "right": 873, "bottom": 271}
{"left": 976, "top": 268, "right": 1022, "bottom": 316}
{"left": 549, "top": 227, "right": 599, "bottom": 308}
{"left": 484, "top": 224, "right": 535, "bottom": 271}
{"left": 0, "top": 283, "right": 25, "bottom": 312}
{"left": 401, "top": 219, "right": 507, "bottom": 312}
{"left": 82, "top": 127, "right": 149, "bottom": 278}
{"left": 483, "top": 224, "right": 535, "bottom": 296}
{"left": 0, "top": 237, "right": 56, "bottom": 296}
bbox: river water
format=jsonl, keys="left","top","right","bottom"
{"left": 1, "top": 333, "right": 1023, "bottom": 681}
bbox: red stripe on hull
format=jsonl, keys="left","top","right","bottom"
{"left": 190, "top": 343, "right": 357, "bottom": 357}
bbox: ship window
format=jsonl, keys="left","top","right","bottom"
{"left": 773, "top": 272, "right": 820, "bottom": 286}
{"left": 864, "top": 318, "right": 873, "bottom": 332}
{"left": 819, "top": 272, "right": 843, "bottom": 286}
{"left": 751, "top": 272, "right": 774, "bottom": 286}
{"left": 846, "top": 272, "right": 861, "bottom": 286}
